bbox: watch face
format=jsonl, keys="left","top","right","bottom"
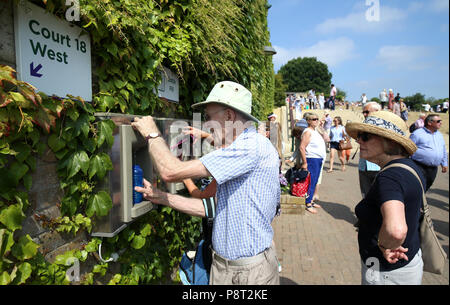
{"left": 149, "top": 133, "right": 159, "bottom": 138}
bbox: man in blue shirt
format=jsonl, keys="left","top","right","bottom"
{"left": 131, "top": 81, "right": 280, "bottom": 285}
{"left": 410, "top": 114, "right": 448, "bottom": 191}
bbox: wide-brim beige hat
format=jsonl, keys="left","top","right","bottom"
{"left": 345, "top": 111, "right": 417, "bottom": 155}
{"left": 191, "top": 81, "right": 259, "bottom": 122}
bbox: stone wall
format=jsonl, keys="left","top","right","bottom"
{"left": 0, "top": 0, "right": 16, "bottom": 68}
{"left": 1, "top": 0, "right": 93, "bottom": 274}
{"left": 22, "top": 141, "right": 90, "bottom": 263}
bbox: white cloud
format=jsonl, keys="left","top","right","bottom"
{"left": 407, "top": 0, "right": 449, "bottom": 13}
{"left": 429, "top": 0, "right": 449, "bottom": 12}
{"left": 273, "top": 37, "right": 358, "bottom": 71}
{"left": 376, "top": 45, "right": 434, "bottom": 71}
{"left": 315, "top": 6, "right": 407, "bottom": 34}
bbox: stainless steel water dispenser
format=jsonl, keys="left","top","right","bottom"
{"left": 91, "top": 113, "right": 193, "bottom": 237}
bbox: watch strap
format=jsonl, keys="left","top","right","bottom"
{"left": 145, "top": 133, "right": 160, "bottom": 141}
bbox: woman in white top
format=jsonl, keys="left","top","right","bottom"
{"left": 300, "top": 112, "right": 326, "bottom": 214}
{"left": 327, "top": 116, "right": 347, "bottom": 172}
{"left": 318, "top": 93, "right": 325, "bottom": 109}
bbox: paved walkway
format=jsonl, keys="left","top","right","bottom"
{"left": 273, "top": 155, "right": 449, "bottom": 285}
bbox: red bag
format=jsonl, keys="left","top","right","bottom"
{"left": 291, "top": 173, "right": 310, "bottom": 197}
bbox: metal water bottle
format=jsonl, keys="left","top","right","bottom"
{"left": 133, "top": 165, "right": 143, "bottom": 204}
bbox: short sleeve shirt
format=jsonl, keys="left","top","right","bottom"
{"left": 200, "top": 127, "right": 281, "bottom": 260}
{"left": 329, "top": 125, "right": 346, "bottom": 142}
{"left": 355, "top": 159, "right": 425, "bottom": 271}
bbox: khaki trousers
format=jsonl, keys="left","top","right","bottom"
{"left": 209, "top": 243, "right": 280, "bottom": 285}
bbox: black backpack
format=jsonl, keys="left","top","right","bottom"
{"left": 179, "top": 197, "right": 215, "bottom": 285}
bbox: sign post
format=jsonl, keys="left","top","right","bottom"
{"left": 14, "top": 1, "right": 92, "bottom": 101}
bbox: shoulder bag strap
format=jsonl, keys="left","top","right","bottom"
{"left": 202, "top": 197, "right": 216, "bottom": 227}
{"left": 380, "top": 163, "right": 430, "bottom": 221}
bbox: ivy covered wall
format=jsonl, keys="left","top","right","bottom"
{"left": 0, "top": 0, "right": 275, "bottom": 284}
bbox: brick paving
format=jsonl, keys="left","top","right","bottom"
{"left": 273, "top": 155, "right": 449, "bottom": 285}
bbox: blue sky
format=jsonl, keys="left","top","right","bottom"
{"left": 267, "top": 0, "right": 449, "bottom": 101}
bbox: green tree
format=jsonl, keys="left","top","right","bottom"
{"left": 274, "top": 73, "right": 288, "bottom": 107}
{"left": 278, "top": 57, "right": 332, "bottom": 93}
{"left": 336, "top": 88, "right": 347, "bottom": 101}
{"left": 404, "top": 93, "right": 426, "bottom": 111}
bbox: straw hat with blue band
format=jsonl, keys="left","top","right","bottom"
{"left": 345, "top": 111, "right": 417, "bottom": 156}
{"left": 191, "top": 81, "right": 259, "bottom": 123}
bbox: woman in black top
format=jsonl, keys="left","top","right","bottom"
{"left": 346, "top": 111, "right": 426, "bottom": 285}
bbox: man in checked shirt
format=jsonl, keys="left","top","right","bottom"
{"left": 132, "top": 81, "right": 281, "bottom": 285}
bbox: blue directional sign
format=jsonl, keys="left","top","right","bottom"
{"left": 29, "top": 62, "right": 43, "bottom": 78}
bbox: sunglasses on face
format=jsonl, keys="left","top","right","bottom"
{"left": 309, "top": 118, "right": 319, "bottom": 121}
{"left": 357, "top": 132, "right": 373, "bottom": 142}
{"left": 362, "top": 110, "right": 370, "bottom": 115}
{"left": 431, "top": 120, "right": 442, "bottom": 123}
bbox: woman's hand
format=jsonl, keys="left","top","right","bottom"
{"left": 182, "top": 126, "right": 211, "bottom": 144}
{"left": 379, "top": 245, "right": 409, "bottom": 264}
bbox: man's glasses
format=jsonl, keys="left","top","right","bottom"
{"left": 357, "top": 132, "right": 372, "bottom": 142}
{"left": 362, "top": 110, "right": 370, "bottom": 115}
{"left": 431, "top": 120, "right": 442, "bottom": 123}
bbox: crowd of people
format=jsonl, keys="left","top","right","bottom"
{"left": 130, "top": 80, "right": 447, "bottom": 286}
{"left": 284, "top": 91, "right": 447, "bottom": 284}
{"left": 289, "top": 84, "right": 340, "bottom": 120}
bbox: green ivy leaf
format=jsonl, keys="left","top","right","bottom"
{"left": 114, "top": 79, "right": 127, "bottom": 89}
{"left": 23, "top": 174, "right": 32, "bottom": 191}
{"left": 0, "top": 168, "right": 16, "bottom": 193}
{"left": 86, "top": 191, "right": 112, "bottom": 217}
{"left": 88, "top": 153, "right": 112, "bottom": 180}
{"left": 12, "top": 262, "right": 32, "bottom": 285}
{"left": 67, "top": 151, "right": 90, "bottom": 178}
{"left": 11, "top": 235, "right": 39, "bottom": 261}
{"left": 61, "top": 196, "right": 78, "bottom": 216}
{"left": 13, "top": 143, "right": 32, "bottom": 163}
{"left": 106, "top": 43, "right": 118, "bottom": 56}
{"left": 0, "top": 204, "right": 25, "bottom": 231}
{"left": 84, "top": 238, "right": 101, "bottom": 253}
{"left": 140, "top": 224, "right": 152, "bottom": 237}
{"left": 0, "top": 228, "right": 15, "bottom": 257}
{"left": 97, "top": 120, "right": 115, "bottom": 148}
{"left": 9, "top": 161, "right": 29, "bottom": 186}
{"left": 47, "top": 134, "right": 66, "bottom": 152}
{"left": 25, "top": 155, "right": 36, "bottom": 171}
{"left": 66, "top": 107, "right": 79, "bottom": 122}
{"left": 82, "top": 138, "right": 96, "bottom": 153}
{"left": 73, "top": 113, "right": 91, "bottom": 138}
{"left": 0, "top": 271, "right": 11, "bottom": 285}
{"left": 54, "top": 250, "right": 76, "bottom": 265}
{"left": 131, "top": 234, "right": 146, "bottom": 249}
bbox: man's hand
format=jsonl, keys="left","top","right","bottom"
{"left": 131, "top": 116, "right": 160, "bottom": 138}
{"left": 442, "top": 166, "right": 448, "bottom": 173}
{"left": 134, "top": 178, "right": 165, "bottom": 204}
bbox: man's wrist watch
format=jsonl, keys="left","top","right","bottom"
{"left": 145, "top": 132, "right": 160, "bottom": 141}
